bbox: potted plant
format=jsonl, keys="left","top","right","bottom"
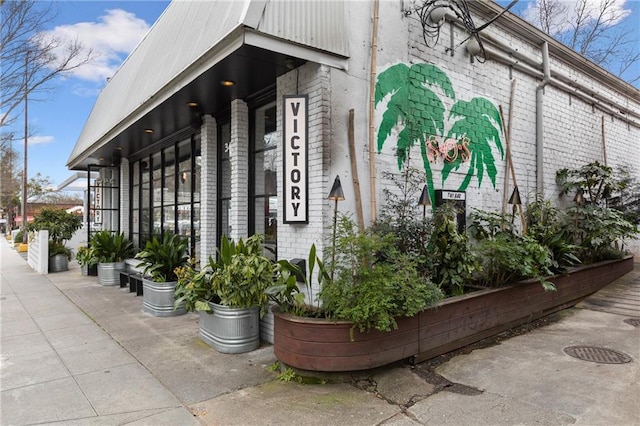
{"left": 28, "top": 208, "right": 82, "bottom": 272}
{"left": 76, "top": 246, "right": 98, "bottom": 276}
{"left": 175, "top": 235, "right": 290, "bottom": 354}
{"left": 135, "top": 233, "right": 190, "bottom": 317}
{"left": 90, "top": 230, "right": 135, "bottom": 286}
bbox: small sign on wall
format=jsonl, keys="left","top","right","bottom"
{"left": 94, "top": 183, "right": 102, "bottom": 224}
{"left": 283, "top": 95, "right": 308, "bottom": 223}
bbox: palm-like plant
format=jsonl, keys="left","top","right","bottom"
{"left": 90, "top": 230, "right": 134, "bottom": 263}
{"left": 135, "top": 233, "right": 189, "bottom": 282}
{"left": 376, "top": 63, "right": 504, "bottom": 201}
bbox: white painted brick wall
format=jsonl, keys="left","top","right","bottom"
{"left": 230, "top": 99, "right": 249, "bottom": 240}
{"left": 200, "top": 114, "right": 217, "bottom": 266}
{"left": 120, "top": 158, "right": 130, "bottom": 235}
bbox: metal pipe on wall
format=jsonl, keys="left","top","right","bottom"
{"left": 535, "top": 42, "right": 551, "bottom": 196}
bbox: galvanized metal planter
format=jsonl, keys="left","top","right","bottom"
{"left": 48, "top": 254, "right": 69, "bottom": 273}
{"left": 97, "top": 262, "right": 126, "bottom": 286}
{"left": 81, "top": 264, "right": 98, "bottom": 276}
{"left": 199, "top": 302, "right": 260, "bottom": 354}
{"left": 141, "top": 277, "right": 185, "bottom": 317}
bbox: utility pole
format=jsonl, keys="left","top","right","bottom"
{"left": 21, "top": 51, "right": 28, "bottom": 244}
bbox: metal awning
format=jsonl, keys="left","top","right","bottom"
{"left": 67, "top": 0, "right": 348, "bottom": 170}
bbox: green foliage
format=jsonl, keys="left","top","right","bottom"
{"left": 469, "top": 210, "right": 555, "bottom": 290}
{"left": 135, "top": 233, "right": 189, "bottom": 282}
{"left": 209, "top": 235, "right": 274, "bottom": 316}
{"left": 429, "top": 203, "right": 476, "bottom": 296}
{"left": 264, "top": 259, "right": 308, "bottom": 316}
{"left": 373, "top": 167, "right": 433, "bottom": 274}
{"left": 173, "top": 261, "right": 217, "bottom": 313}
{"left": 90, "top": 230, "right": 135, "bottom": 263}
{"left": 76, "top": 246, "right": 97, "bottom": 267}
{"left": 28, "top": 207, "right": 82, "bottom": 244}
{"left": 566, "top": 204, "right": 638, "bottom": 263}
{"left": 48, "top": 240, "right": 72, "bottom": 260}
{"left": 525, "top": 197, "right": 580, "bottom": 272}
{"left": 556, "top": 161, "right": 623, "bottom": 205}
{"left": 608, "top": 166, "right": 640, "bottom": 225}
{"left": 319, "top": 216, "right": 443, "bottom": 336}
{"left": 14, "top": 229, "right": 23, "bottom": 244}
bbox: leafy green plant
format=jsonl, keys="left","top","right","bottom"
{"left": 265, "top": 243, "right": 329, "bottom": 315}
{"left": 14, "top": 229, "right": 23, "bottom": 244}
{"left": 556, "top": 161, "right": 623, "bottom": 205}
{"left": 524, "top": 197, "right": 580, "bottom": 272}
{"left": 28, "top": 207, "right": 82, "bottom": 245}
{"left": 90, "top": 230, "right": 135, "bottom": 263}
{"left": 173, "top": 261, "right": 217, "bottom": 312}
{"left": 208, "top": 235, "right": 274, "bottom": 316}
{"left": 28, "top": 207, "right": 82, "bottom": 258}
{"left": 76, "top": 246, "right": 97, "bottom": 267}
{"left": 469, "top": 210, "right": 554, "bottom": 290}
{"left": 135, "top": 233, "right": 189, "bottom": 282}
{"left": 566, "top": 204, "right": 638, "bottom": 262}
{"left": 48, "top": 240, "right": 72, "bottom": 260}
{"left": 319, "top": 216, "right": 443, "bottom": 336}
{"left": 373, "top": 167, "right": 433, "bottom": 273}
{"left": 429, "top": 203, "right": 476, "bottom": 296}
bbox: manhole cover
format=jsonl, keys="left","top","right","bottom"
{"left": 623, "top": 318, "right": 640, "bottom": 327}
{"left": 564, "top": 346, "right": 632, "bottom": 364}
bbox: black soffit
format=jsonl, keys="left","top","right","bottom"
{"left": 85, "top": 45, "right": 304, "bottom": 168}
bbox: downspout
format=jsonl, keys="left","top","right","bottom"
{"left": 536, "top": 42, "right": 551, "bottom": 197}
{"left": 368, "top": 0, "right": 380, "bottom": 225}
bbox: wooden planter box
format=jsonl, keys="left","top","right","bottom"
{"left": 273, "top": 256, "right": 634, "bottom": 372}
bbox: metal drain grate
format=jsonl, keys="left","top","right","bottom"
{"left": 564, "top": 346, "right": 632, "bottom": 364}
{"left": 623, "top": 318, "right": 640, "bottom": 327}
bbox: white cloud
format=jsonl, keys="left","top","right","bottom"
{"left": 28, "top": 135, "right": 55, "bottom": 145}
{"left": 522, "top": 0, "right": 632, "bottom": 33}
{"left": 39, "top": 9, "right": 151, "bottom": 83}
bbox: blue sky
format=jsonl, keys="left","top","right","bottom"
{"left": 7, "top": 0, "right": 639, "bottom": 191}
{"left": 6, "top": 0, "right": 169, "bottom": 190}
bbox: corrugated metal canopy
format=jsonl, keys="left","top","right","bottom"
{"left": 67, "top": 0, "right": 348, "bottom": 169}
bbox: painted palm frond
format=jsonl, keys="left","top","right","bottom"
{"left": 375, "top": 63, "right": 455, "bottom": 168}
{"left": 443, "top": 97, "right": 504, "bottom": 190}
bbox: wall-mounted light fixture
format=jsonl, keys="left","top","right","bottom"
{"left": 144, "top": 129, "right": 154, "bottom": 134}
{"left": 220, "top": 80, "right": 235, "bottom": 87}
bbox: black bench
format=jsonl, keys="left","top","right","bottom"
{"left": 129, "top": 274, "right": 143, "bottom": 296}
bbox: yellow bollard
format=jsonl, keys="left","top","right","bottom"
{"left": 17, "top": 243, "right": 28, "bottom": 253}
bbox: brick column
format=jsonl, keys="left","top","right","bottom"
{"left": 119, "top": 158, "right": 130, "bottom": 236}
{"left": 200, "top": 114, "right": 217, "bottom": 267}
{"left": 230, "top": 99, "right": 249, "bottom": 240}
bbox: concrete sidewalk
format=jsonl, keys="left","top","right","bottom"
{"left": 1, "top": 235, "right": 639, "bottom": 425}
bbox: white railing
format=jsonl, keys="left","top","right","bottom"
{"left": 28, "top": 230, "right": 49, "bottom": 274}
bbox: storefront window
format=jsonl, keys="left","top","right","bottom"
{"left": 130, "top": 133, "right": 200, "bottom": 256}
{"left": 252, "top": 102, "right": 277, "bottom": 258}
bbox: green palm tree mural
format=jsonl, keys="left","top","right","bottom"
{"left": 375, "top": 63, "right": 455, "bottom": 204}
{"left": 375, "top": 63, "right": 504, "bottom": 203}
{"left": 444, "top": 98, "right": 504, "bottom": 190}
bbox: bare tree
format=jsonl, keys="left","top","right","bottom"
{"left": 512, "top": 0, "right": 639, "bottom": 85}
{"left": 0, "top": 0, "right": 92, "bottom": 128}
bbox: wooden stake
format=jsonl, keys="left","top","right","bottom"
{"left": 348, "top": 109, "right": 365, "bottom": 233}
{"left": 601, "top": 116, "right": 608, "bottom": 166}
